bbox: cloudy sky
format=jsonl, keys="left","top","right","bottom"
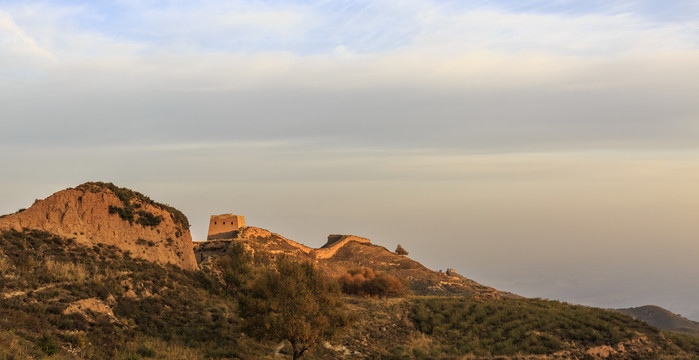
{"left": 1, "top": 0, "right": 698, "bottom": 319}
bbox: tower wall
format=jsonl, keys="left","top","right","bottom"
{"left": 207, "top": 214, "right": 246, "bottom": 240}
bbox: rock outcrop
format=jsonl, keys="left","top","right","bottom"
{"left": 585, "top": 336, "right": 656, "bottom": 359}
{"left": 64, "top": 298, "right": 117, "bottom": 323}
{"left": 0, "top": 182, "right": 197, "bottom": 270}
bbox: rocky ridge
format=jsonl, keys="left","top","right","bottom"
{"left": 193, "top": 227, "right": 500, "bottom": 298}
{"left": 0, "top": 182, "right": 197, "bottom": 270}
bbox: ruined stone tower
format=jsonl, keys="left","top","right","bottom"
{"left": 207, "top": 214, "right": 245, "bottom": 240}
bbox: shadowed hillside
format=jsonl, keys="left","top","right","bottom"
{"left": 616, "top": 305, "right": 699, "bottom": 336}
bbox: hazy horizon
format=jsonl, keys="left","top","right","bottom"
{"left": 2, "top": 1, "right": 698, "bottom": 321}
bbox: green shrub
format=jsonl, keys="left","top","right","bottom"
{"left": 395, "top": 244, "right": 408, "bottom": 256}
{"left": 135, "top": 211, "right": 163, "bottom": 228}
{"left": 37, "top": 334, "right": 57, "bottom": 355}
{"left": 215, "top": 242, "right": 252, "bottom": 297}
{"left": 412, "top": 347, "right": 429, "bottom": 360}
{"left": 109, "top": 205, "right": 135, "bottom": 223}
{"left": 665, "top": 332, "right": 699, "bottom": 354}
{"left": 136, "top": 345, "right": 156, "bottom": 357}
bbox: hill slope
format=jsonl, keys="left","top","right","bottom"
{"left": 3, "top": 229, "right": 699, "bottom": 359}
{"left": 0, "top": 228, "right": 272, "bottom": 359}
{"left": 616, "top": 305, "right": 699, "bottom": 336}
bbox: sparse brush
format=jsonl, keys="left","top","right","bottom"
{"left": 115, "top": 337, "right": 206, "bottom": 360}
{"left": 86, "top": 182, "right": 190, "bottom": 229}
{"left": 0, "top": 253, "right": 12, "bottom": 275}
{"left": 409, "top": 296, "right": 661, "bottom": 357}
{"left": 0, "top": 330, "right": 43, "bottom": 359}
{"left": 339, "top": 267, "right": 407, "bottom": 297}
{"left": 42, "top": 258, "right": 91, "bottom": 283}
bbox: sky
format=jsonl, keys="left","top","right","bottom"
{"left": 1, "top": 0, "right": 698, "bottom": 319}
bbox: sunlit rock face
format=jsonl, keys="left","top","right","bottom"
{"left": 0, "top": 182, "right": 198, "bottom": 270}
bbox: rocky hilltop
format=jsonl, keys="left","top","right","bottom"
{"left": 194, "top": 227, "right": 500, "bottom": 298}
{"left": 0, "top": 182, "right": 197, "bottom": 270}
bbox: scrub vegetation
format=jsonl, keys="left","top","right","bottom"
{"left": 0, "top": 229, "right": 269, "bottom": 359}
{"left": 85, "top": 182, "right": 188, "bottom": 229}
{"left": 1, "top": 228, "right": 699, "bottom": 359}
{"left": 410, "top": 296, "right": 662, "bottom": 357}
{"left": 338, "top": 267, "right": 407, "bottom": 297}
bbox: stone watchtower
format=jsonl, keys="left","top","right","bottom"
{"left": 207, "top": 214, "right": 245, "bottom": 240}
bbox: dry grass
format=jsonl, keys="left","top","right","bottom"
{"left": 0, "top": 251, "right": 15, "bottom": 276}
{"left": 0, "top": 331, "right": 39, "bottom": 360}
{"left": 0, "top": 330, "right": 74, "bottom": 360}
{"left": 116, "top": 336, "right": 279, "bottom": 360}
{"left": 0, "top": 253, "right": 12, "bottom": 275}
{"left": 42, "top": 259, "right": 92, "bottom": 283}
{"left": 115, "top": 336, "right": 206, "bottom": 360}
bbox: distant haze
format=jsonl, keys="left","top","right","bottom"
{"left": 1, "top": 1, "right": 698, "bottom": 320}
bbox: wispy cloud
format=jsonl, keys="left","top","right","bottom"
{"left": 0, "top": 10, "right": 56, "bottom": 70}
{"left": 2, "top": 0, "right": 697, "bottom": 59}
{"left": 412, "top": 9, "right": 699, "bottom": 56}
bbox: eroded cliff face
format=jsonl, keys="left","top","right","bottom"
{"left": 0, "top": 182, "right": 198, "bottom": 270}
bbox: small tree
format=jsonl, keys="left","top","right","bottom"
{"left": 238, "top": 256, "right": 347, "bottom": 360}
{"left": 216, "top": 241, "right": 252, "bottom": 297}
{"left": 395, "top": 244, "right": 408, "bottom": 256}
